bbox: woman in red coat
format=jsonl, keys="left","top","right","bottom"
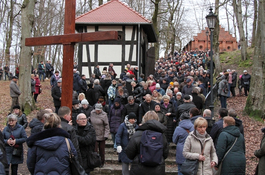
{"left": 34, "top": 74, "right": 41, "bottom": 102}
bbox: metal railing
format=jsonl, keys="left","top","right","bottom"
{"left": 205, "top": 83, "right": 218, "bottom": 109}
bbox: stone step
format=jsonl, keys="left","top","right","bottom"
{"left": 105, "top": 147, "right": 177, "bottom": 158}
{"left": 90, "top": 164, "right": 178, "bottom": 175}
{"left": 104, "top": 154, "right": 176, "bottom": 165}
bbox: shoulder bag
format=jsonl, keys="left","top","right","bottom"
{"left": 215, "top": 137, "right": 238, "bottom": 175}
{"left": 180, "top": 140, "right": 207, "bottom": 175}
{"left": 65, "top": 138, "right": 87, "bottom": 175}
{"left": 88, "top": 151, "right": 101, "bottom": 168}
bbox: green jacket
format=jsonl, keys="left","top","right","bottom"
{"left": 254, "top": 128, "right": 265, "bottom": 175}
{"left": 216, "top": 125, "right": 246, "bottom": 175}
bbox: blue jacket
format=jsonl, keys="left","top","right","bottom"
{"left": 3, "top": 124, "right": 27, "bottom": 164}
{"left": 116, "top": 122, "right": 138, "bottom": 163}
{"left": 190, "top": 115, "right": 203, "bottom": 124}
{"left": 172, "top": 119, "right": 194, "bottom": 164}
{"left": 27, "top": 128, "right": 77, "bottom": 175}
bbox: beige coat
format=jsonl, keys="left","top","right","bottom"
{"left": 183, "top": 131, "right": 218, "bottom": 175}
{"left": 90, "top": 109, "right": 110, "bottom": 141}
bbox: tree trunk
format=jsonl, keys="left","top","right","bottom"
{"left": 232, "top": 0, "right": 248, "bottom": 60}
{"left": 98, "top": 0, "right": 103, "bottom": 6}
{"left": 245, "top": 0, "right": 265, "bottom": 115}
{"left": 19, "top": 0, "right": 35, "bottom": 113}
{"left": 251, "top": 0, "right": 257, "bottom": 48}
{"left": 213, "top": 0, "right": 222, "bottom": 74}
{"left": 152, "top": 0, "right": 161, "bottom": 60}
{"left": 5, "top": 0, "right": 14, "bottom": 66}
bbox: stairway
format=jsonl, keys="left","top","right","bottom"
{"left": 91, "top": 135, "right": 178, "bottom": 175}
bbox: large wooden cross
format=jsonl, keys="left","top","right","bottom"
{"left": 26, "top": 0, "right": 117, "bottom": 111}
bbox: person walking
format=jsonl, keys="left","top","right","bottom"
{"left": 218, "top": 75, "right": 229, "bottom": 108}
{"left": 126, "top": 111, "right": 169, "bottom": 175}
{"left": 241, "top": 70, "right": 251, "bottom": 96}
{"left": 183, "top": 117, "right": 218, "bottom": 175}
{"left": 172, "top": 113, "right": 194, "bottom": 175}
{"left": 51, "top": 78, "right": 62, "bottom": 114}
{"left": 33, "top": 74, "right": 41, "bottom": 102}
{"left": 3, "top": 114, "right": 27, "bottom": 175}
{"left": 215, "top": 116, "right": 246, "bottom": 174}
{"left": 9, "top": 76, "right": 21, "bottom": 112}
{"left": 26, "top": 113, "right": 77, "bottom": 174}
{"left": 116, "top": 112, "right": 138, "bottom": 175}
{"left": 75, "top": 113, "right": 96, "bottom": 174}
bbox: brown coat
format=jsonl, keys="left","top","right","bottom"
{"left": 183, "top": 131, "right": 218, "bottom": 175}
{"left": 89, "top": 110, "right": 110, "bottom": 141}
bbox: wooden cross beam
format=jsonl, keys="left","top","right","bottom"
{"left": 25, "top": 0, "right": 118, "bottom": 112}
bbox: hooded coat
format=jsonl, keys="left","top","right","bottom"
{"left": 172, "top": 119, "right": 194, "bottom": 164}
{"left": 26, "top": 128, "right": 77, "bottom": 175}
{"left": 183, "top": 130, "right": 218, "bottom": 175}
{"left": 216, "top": 125, "right": 246, "bottom": 175}
{"left": 254, "top": 127, "right": 265, "bottom": 175}
{"left": 29, "top": 118, "right": 44, "bottom": 135}
{"left": 126, "top": 120, "right": 169, "bottom": 175}
{"left": 90, "top": 110, "right": 110, "bottom": 141}
{"left": 109, "top": 99, "right": 124, "bottom": 134}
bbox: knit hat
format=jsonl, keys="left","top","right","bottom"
{"left": 81, "top": 99, "right": 89, "bottom": 105}
{"left": 180, "top": 112, "right": 190, "bottom": 120}
{"left": 13, "top": 105, "right": 20, "bottom": 110}
{"left": 95, "top": 103, "right": 103, "bottom": 110}
{"left": 176, "top": 92, "right": 182, "bottom": 96}
{"left": 127, "top": 112, "right": 137, "bottom": 120}
{"left": 156, "top": 83, "right": 160, "bottom": 88}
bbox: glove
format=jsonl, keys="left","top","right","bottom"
{"left": 117, "top": 146, "right": 122, "bottom": 153}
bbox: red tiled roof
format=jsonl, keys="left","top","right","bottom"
{"left": 76, "top": 0, "right": 151, "bottom": 24}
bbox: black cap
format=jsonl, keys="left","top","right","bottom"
{"left": 13, "top": 105, "right": 20, "bottom": 110}
{"left": 128, "top": 112, "right": 137, "bottom": 120}
{"left": 184, "top": 95, "right": 190, "bottom": 100}
{"left": 72, "top": 100, "right": 79, "bottom": 105}
{"left": 12, "top": 76, "right": 18, "bottom": 79}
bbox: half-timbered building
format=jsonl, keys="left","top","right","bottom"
{"left": 75, "top": 0, "right": 157, "bottom": 78}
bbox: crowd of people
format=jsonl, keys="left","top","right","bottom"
{"left": 0, "top": 50, "right": 261, "bottom": 175}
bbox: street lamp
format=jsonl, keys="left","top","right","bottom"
{"left": 206, "top": 30, "right": 209, "bottom": 51}
{"left": 206, "top": 7, "right": 217, "bottom": 119}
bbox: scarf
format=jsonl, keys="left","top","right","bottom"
{"left": 125, "top": 118, "right": 136, "bottom": 139}
{"left": 195, "top": 130, "right": 206, "bottom": 144}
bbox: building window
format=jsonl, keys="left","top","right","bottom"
{"left": 199, "top": 45, "right": 203, "bottom": 50}
{"left": 227, "top": 46, "right": 231, "bottom": 50}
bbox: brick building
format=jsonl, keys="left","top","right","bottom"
{"left": 183, "top": 26, "right": 237, "bottom": 52}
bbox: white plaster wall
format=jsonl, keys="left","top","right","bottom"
{"left": 125, "top": 26, "right": 133, "bottom": 41}
{"left": 98, "top": 26, "right": 122, "bottom": 31}
{"left": 82, "top": 67, "right": 89, "bottom": 78}
{"left": 87, "top": 26, "right": 95, "bottom": 33}
{"left": 89, "top": 45, "right": 95, "bottom": 62}
{"left": 98, "top": 45, "right": 122, "bottom": 62}
{"left": 82, "top": 45, "right": 87, "bottom": 62}
{"left": 125, "top": 45, "right": 136, "bottom": 61}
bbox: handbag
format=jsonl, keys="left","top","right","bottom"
{"left": 215, "top": 137, "right": 238, "bottom": 175}
{"left": 180, "top": 140, "right": 207, "bottom": 175}
{"left": 12, "top": 148, "right": 22, "bottom": 157}
{"left": 65, "top": 138, "right": 87, "bottom": 175}
{"left": 39, "top": 87, "right": 42, "bottom": 93}
{"left": 88, "top": 151, "right": 101, "bottom": 168}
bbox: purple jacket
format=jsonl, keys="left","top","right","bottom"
{"left": 109, "top": 105, "right": 124, "bottom": 133}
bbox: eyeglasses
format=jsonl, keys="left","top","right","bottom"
{"left": 78, "top": 118, "right": 87, "bottom": 121}
{"left": 8, "top": 120, "right": 16, "bottom": 122}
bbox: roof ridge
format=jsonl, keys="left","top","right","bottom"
{"left": 76, "top": 0, "right": 151, "bottom": 23}
{"left": 75, "top": 0, "right": 114, "bottom": 20}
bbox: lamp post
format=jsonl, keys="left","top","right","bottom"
{"left": 206, "top": 30, "right": 209, "bottom": 51}
{"left": 206, "top": 7, "right": 217, "bottom": 119}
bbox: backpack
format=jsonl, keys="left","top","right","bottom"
{"left": 139, "top": 130, "right": 164, "bottom": 167}
{"left": 222, "top": 81, "right": 228, "bottom": 94}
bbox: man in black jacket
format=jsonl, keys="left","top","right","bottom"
{"left": 139, "top": 94, "right": 157, "bottom": 124}
{"left": 228, "top": 109, "right": 244, "bottom": 135}
{"left": 123, "top": 96, "right": 139, "bottom": 123}
{"left": 191, "top": 88, "right": 203, "bottom": 112}
{"left": 79, "top": 74, "right": 87, "bottom": 94}
{"left": 58, "top": 106, "right": 82, "bottom": 164}
{"left": 94, "top": 65, "right": 101, "bottom": 79}
{"left": 176, "top": 95, "right": 196, "bottom": 122}
{"left": 75, "top": 113, "right": 96, "bottom": 173}
{"left": 51, "top": 78, "right": 62, "bottom": 114}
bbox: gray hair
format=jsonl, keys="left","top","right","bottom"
{"left": 162, "top": 95, "right": 170, "bottom": 101}
{"left": 77, "top": 113, "right": 86, "bottom": 120}
{"left": 166, "top": 89, "right": 173, "bottom": 95}
{"left": 203, "top": 109, "right": 211, "bottom": 117}
{"left": 94, "top": 79, "right": 100, "bottom": 85}
{"left": 127, "top": 96, "right": 134, "bottom": 101}
{"left": 7, "top": 114, "right": 17, "bottom": 121}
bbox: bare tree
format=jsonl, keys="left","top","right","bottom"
{"left": 251, "top": 0, "right": 257, "bottom": 47}
{"left": 19, "top": 0, "right": 35, "bottom": 112}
